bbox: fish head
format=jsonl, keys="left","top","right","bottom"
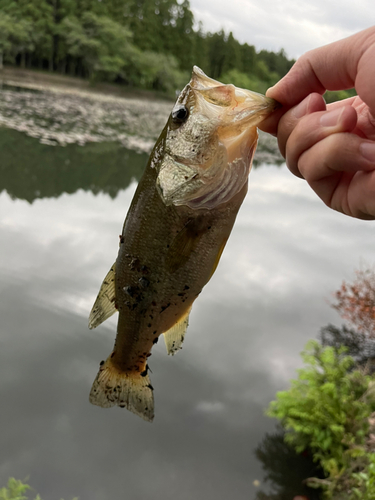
{"left": 156, "top": 66, "right": 279, "bottom": 209}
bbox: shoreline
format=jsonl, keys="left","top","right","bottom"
{"left": 0, "top": 66, "right": 174, "bottom": 104}
{"left": 0, "top": 66, "right": 283, "bottom": 163}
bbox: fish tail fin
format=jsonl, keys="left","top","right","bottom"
{"left": 89, "top": 358, "right": 154, "bottom": 422}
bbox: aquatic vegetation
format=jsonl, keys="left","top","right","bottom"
{"left": 0, "top": 84, "right": 171, "bottom": 152}
{"left": 0, "top": 83, "right": 282, "bottom": 163}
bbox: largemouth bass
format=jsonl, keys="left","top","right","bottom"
{"left": 88, "top": 67, "right": 278, "bottom": 422}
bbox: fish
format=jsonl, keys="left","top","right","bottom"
{"left": 88, "top": 66, "right": 278, "bottom": 422}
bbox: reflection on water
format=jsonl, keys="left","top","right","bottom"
{"left": 255, "top": 428, "right": 324, "bottom": 499}
{"left": 1, "top": 109, "right": 375, "bottom": 499}
{"left": 0, "top": 128, "right": 148, "bottom": 202}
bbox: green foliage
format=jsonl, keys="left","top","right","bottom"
{"left": 351, "top": 453, "right": 375, "bottom": 498}
{"left": 220, "top": 69, "right": 267, "bottom": 94}
{"left": 0, "top": 478, "right": 32, "bottom": 500}
{"left": 0, "top": 13, "right": 35, "bottom": 67}
{"left": 324, "top": 89, "right": 357, "bottom": 104}
{"left": 0, "top": 0, "right": 298, "bottom": 94}
{"left": 0, "top": 478, "right": 77, "bottom": 500}
{"left": 257, "top": 48, "right": 294, "bottom": 77}
{"left": 267, "top": 340, "right": 375, "bottom": 498}
{"left": 126, "top": 50, "right": 188, "bottom": 92}
{"left": 0, "top": 128, "right": 148, "bottom": 202}
{"left": 0, "top": 14, "right": 14, "bottom": 57}
{"left": 58, "top": 13, "right": 133, "bottom": 81}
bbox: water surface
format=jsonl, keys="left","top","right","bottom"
{"left": 0, "top": 102, "right": 374, "bottom": 500}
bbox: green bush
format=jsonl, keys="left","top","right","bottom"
{"left": 220, "top": 68, "right": 277, "bottom": 94}
{"left": 0, "top": 478, "right": 77, "bottom": 500}
{"left": 0, "top": 478, "right": 39, "bottom": 500}
{"left": 267, "top": 340, "right": 375, "bottom": 499}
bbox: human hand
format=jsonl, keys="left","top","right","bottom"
{"left": 259, "top": 27, "right": 375, "bottom": 220}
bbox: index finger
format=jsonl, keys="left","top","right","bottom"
{"left": 266, "top": 26, "right": 375, "bottom": 109}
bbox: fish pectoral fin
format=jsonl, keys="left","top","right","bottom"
{"left": 163, "top": 306, "right": 192, "bottom": 356}
{"left": 89, "top": 358, "right": 154, "bottom": 422}
{"left": 88, "top": 262, "right": 117, "bottom": 329}
{"left": 166, "top": 222, "right": 202, "bottom": 273}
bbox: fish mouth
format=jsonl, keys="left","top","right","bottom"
{"left": 190, "top": 66, "right": 279, "bottom": 125}
{"left": 190, "top": 66, "right": 279, "bottom": 163}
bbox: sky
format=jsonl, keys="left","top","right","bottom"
{"left": 188, "top": 0, "right": 374, "bottom": 59}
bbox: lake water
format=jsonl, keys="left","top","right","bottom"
{"left": 0, "top": 86, "right": 374, "bottom": 500}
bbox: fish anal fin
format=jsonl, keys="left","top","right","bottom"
{"left": 88, "top": 262, "right": 117, "bottom": 330}
{"left": 163, "top": 306, "right": 192, "bottom": 356}
{"left": 89, "top": 358, "right": 154, "bottom": 422}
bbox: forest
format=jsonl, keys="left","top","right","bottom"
{"left": 0, "top": 0, "right": 295, "bottom": 95}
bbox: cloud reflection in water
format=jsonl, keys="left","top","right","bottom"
{"left": 0, "top": 134, "right": 374, "bottom": 499}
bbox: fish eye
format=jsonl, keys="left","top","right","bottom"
{"left": 172, "top": 105, "right": 189, "bottom": 124}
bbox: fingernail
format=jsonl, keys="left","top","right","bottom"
{"left": 360, "top": 142, "right": 375, "bottom": 162}
{"left": 265, "top": 86, "right": 275, "bottom": 96}
{"left": 292, "top": 95, "right": 312, "bottom": 119}
{"left": 320, "top": 107, "right": 344, "bottom": 127}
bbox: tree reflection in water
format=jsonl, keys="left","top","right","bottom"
{"left": 0, "top": 128, "right": 148, "bottom": 203}
{"left": 254, "top": 427, "right": 324, "bottom": 500}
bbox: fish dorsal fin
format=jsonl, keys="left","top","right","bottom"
{"left": 163, "top": 307, "right": 192, "bottom": 355}
{"left": 88, "top": 262, "right": 117, "bottom": 329}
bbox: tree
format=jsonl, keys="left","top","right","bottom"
{"left": 11, "top": 18, "right": 35, "bottom": 68}
{"left": 125, "top": 49, "right": 187, "bottom": 92}
{"left": 0, "top": 14, "right": 35, "bottom": 69}
{"left": 58, "top": 13, "right": 133, "bottom": 80}
{"left": 257, "top": 48, "right": 294, "bottom": 77}
{"left": 0, "top": 0, "right": 54, "bottom": 68}
{"left": 333, "top": 267, "right": 375, "bottom": 338}
{"left": 0, "top": 13, "right": 13, "bottom": 69}
{"left": 168, "top": 0, "right": 195, "bottom": 71}
{"left": 239, "top": 42, "right": 256, "bottom": 74}
{"left": 220, "top": 31, "right": 241, "bottom": 75}
{"left": 206, "top": 30, "right": 227, "bottom": 78}
{"left": 0, "top": 0, "right": 301, "bottom": 94}
{"left": 124, "top": 0, "right": 185, "bottom": 54}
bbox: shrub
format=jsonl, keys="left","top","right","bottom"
{"left": 267, "top": 340, "right": 375, "bottom": 498}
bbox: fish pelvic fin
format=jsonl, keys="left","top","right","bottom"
{"left": 163, "top": 306, "right": 192, "bottom": 355}
{"left": 88, "top": 262, "right": 117, "bottom": 329}
{"left": 89, "top": 358, "right": 154, "bottom": 422}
